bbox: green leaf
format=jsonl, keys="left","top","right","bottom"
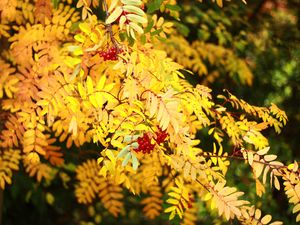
{"left": 121, "top": 0, "right": 142, "bottom": 6}
{"left": 106, "top": 6, "right": 123, "bottom": 24}
{"left": 174, "top": 22, "right": 190, "bottom": 37}
{"left": 117, "top": 146, "right": 130, "bottom": 158}
{"left": 147, "top": 0, "right": 163, "bottom": 14}
{"left": 140, "top": 34, "right": 146, "bottom": 44}
{"left": 127, "top": 14, "right": 147, "bottom": 24}
{"left": 150, "top": 28, "right": 163, "bottom": 36}
{"left": 144, "top": 18, "right": 155, "bottom": 33}
{"left": 131, "top": 142, "right": 139, "bottom": 149}
{"left": 63, "top": 163, "right": 77, "bottom": 172}
{"left": 129, "top": 22, "right": 144, "bottom": 34}
{"left": 123, "top": 5, "right": 145, "bottom": 16}
{"left": 122, "top": 152, "right": 131, "bottom": 166}
{"left": 131, "top": 153, "right": 139, "bottom": 170}
{"left": 165, "top": 4, "right": 181, "bottom": 11}
{"left": 52, "top": 0, "right": 59, "bottom": 9}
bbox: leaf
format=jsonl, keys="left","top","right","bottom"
{"left": 119, "top": 15, "right": 127, "bottom": 30}
{"left": 165, "top": 4, "right": 181, "bottom": 11}
{"left": 248, "top": 151, "right": 254, "bottom": 166}
{"left": 96, "top": 76, "right": 106, "bottom": 90}
{"left": 121, "top": 0, "right": 142, "bottom": 5}
{"left": 78, "top": 83, "right": 86, "bottom": 99}
{"left": 261, "top": 215, "right": 272, "bottom": 224}
{"left": 117, "top": 146, "right": 130, "bottom": 158}
{"left": 292, "top": 203, "right": 300, "bottom": 214}
{"left": 216, "top": 0, "right": 223, "bottom": 7}
{"left": 174, "top": 22, "right": 190, "bottom": 37}
{"left": 129, "top": 22, "right": 144, "bottom": 34}
{"left": 253, "top": 162, "right": 264, "bottom": 178}
{"left": 131, "top": 153, "right": 139, "bottom": 170}
{"left": 106, "top": 6, "right": 123, "bottom": 24}
{"left": 264, "top": 154, "right": 277, "bottom": 162}
{"left": 257, "top": 147, "right": 270, "bottom": 156}
{"left": 164, "top": 206, "right": 177, "bottom": 213}
{"left": 86, "top": 76, "right": 94, "bottom": 95}
{"left": 123, "top": 5, "right": 145, "bottom": 16}
{"left": 79, "top": 23, "right": 91, "bottom": 34}
{"left": 147, "top": 0, "right": 163, "bottom": 13}
{"left": 122, "top": 152, "right": 131, "bottom": 166}
{"left": 274, "top": 176, "right": 280, "bottom": 190}
{"left": 126, "top": 14, "right": 147, "bottom": 24}
{"left": 108, "top": 0, "right": 119, "bottom": 12}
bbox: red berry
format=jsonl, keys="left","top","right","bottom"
{"left": 99, "top": 47, "right": 120, "bottom": 61}
{"left": 155, "top": 128, "right": 168, "bottom": 144}
{"left": 135, "top": 133, "right": 155, "bottom": 154}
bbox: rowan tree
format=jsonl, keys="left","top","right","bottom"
{"left": 0, "top": 0, "right": 299, "bottom": 224}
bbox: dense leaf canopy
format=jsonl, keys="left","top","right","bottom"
{"left": 0, "top": 0, "right": 299, "bottom": 225}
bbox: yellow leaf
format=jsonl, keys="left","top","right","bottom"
{"left": 274, "top": 176, "right": 280, "bottom": 190}
{"left": 129, "top": 22, "right": 144, "bottom": 34}
{"left": 248, "top": 151, "right": 253, "bottom": 166}
{"left": 119, "top": 15, "right": 127, "bottom": 30}
{"left": 96, "top": 75, "right": 106, "bottom": 90}
{"left": 253, "top": 162, "right": 264, "bottom": 178}
{"left": 257, "top": 147, "right": 270, "bottom": 156}
{"left": 26, "top": 152, "right": 40, "bottom": 164}
{"left": 74, "top": 34, "right": 85, "bottom": 43}
{"left": 86, "top": 76, "right": 94, "bottom": 95}
{"left": 35, "top": 145, "right": 46, "bottom": 155}
{"left": 264, "top": 154, "right": 277, "bottom": 162}
{"left": 106, "top": 6, "right": 123, "bottom": 24}
{"left": 123, "top": 5, "right": 145, "bottom": 16}
{"left": 105, "top": 150, "right": 116, "bottom": 163}
{"left": 46, "top": 192, "right": 55, "bottom": 205}
{"left": 216, "top": 0, "right": 223, "bottom": 7}
{"left": 79, "top": 23, "right": 91, "bottom": 34}
{"left": 121, "top": 0, "right": 142, "bottom": 5}
{"left": 135, "top": 124, "right": 148, "bottom": 131}
{"left": 164, "top": 206, "right": 177, "bottom": 213}
{"left": 261, "top": 215, "right": 272, "bottom": 224}
{"left": 169, "top": 210, "right": 176, "bottom": 220}
{"left": 166, "top": 198, "right": 179, "bottom": 205}
{"left": 68, "top": 116, "right": 78, "bottom": 136}
{"left": 126, "top": 14, "right": 147, "bottom": 24}
{"left": 78, "top": 83, "right": 86, "bottom": 99}
{"left": 203, "top": 193, "right": 212, "bottom": 201}
{"left": 108, "top": 0, "right": 119, "bottom": 12}
{"left": 89, "top": 95, "right": 98, "bottom": 108}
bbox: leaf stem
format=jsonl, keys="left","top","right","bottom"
{"left": 102, "top": 0, "right": 121, "bottom": 51}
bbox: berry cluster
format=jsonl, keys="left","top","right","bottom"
{"left": 155, "top": 128, "right": 168, "bottom": 144}
{"left": 135, "top": 133, "right": 155, "bottom": 154}
{"left": 134, "top": 129, "right": 168, "bottom": 154}
{"left": 98, "top": 47, "right": 121, "bottom": 61}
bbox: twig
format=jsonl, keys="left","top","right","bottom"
{"left": 200, "top": 149, "right": 289, "bottom": 171}
{"left": 102, "top": 0, "right": 121, "bottom": 51}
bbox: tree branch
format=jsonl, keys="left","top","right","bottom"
{"left": 102, "top": 0, "right": 121, "bottom": 51}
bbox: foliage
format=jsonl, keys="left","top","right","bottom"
{"left": 0, "top": 0, "right": 299, "bottom": 224}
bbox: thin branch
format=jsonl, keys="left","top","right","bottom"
{"left": 200, "top": 149, "right": 289, "bottom": 171}
{"left": 102, "top": 0, "right": 121, "bottom": 51}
